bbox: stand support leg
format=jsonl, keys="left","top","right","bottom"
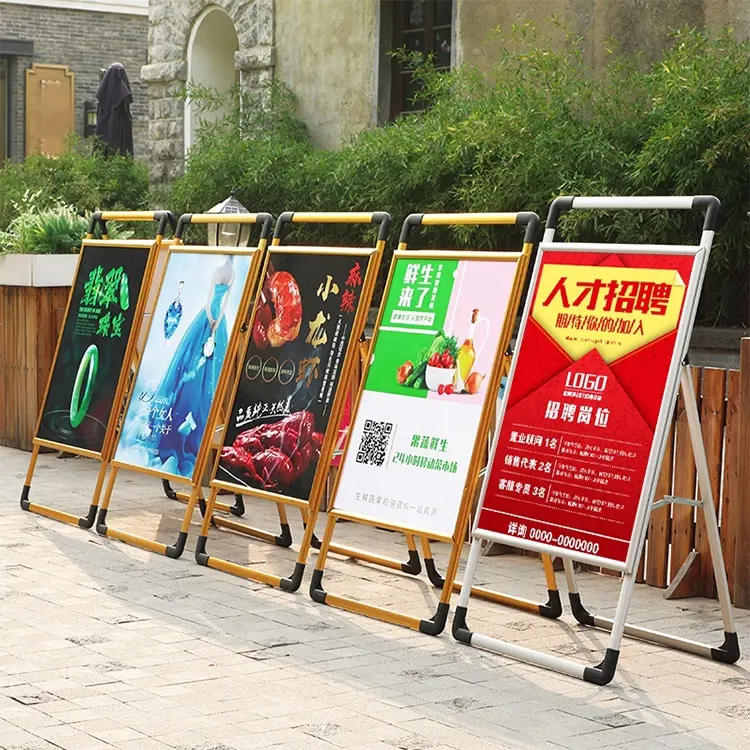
{"left": 451, "top": 536, "right": 484, "bottom": 642}
{"left": 680, "top": 366, "right": 739, "bottom": 660}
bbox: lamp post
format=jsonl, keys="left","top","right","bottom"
{"left": 206, "top": 192, "right": 252, "bottom": 246}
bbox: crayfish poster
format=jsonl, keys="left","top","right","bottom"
{"left": 36, "top": 243, "right": 151, "bottom": 454}
{"left": 477, "top": 249, "right": 696, "bottom": 567}
{"left": 216, "top": 250, "right": 373, "bottom": 502}
{"left": 114, "top": 250, "right": 253, "bottom": 480}
{"left": 333, "top": 256, "right": 518, "bottom": 539}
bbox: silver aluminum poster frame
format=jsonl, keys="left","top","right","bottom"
{"left": 451, "top": 195, "right": 739, "bottom": 685}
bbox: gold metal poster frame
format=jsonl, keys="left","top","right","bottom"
{"left": 195, "top": 221, "right": 387, "bottom": 592}
{"left": 21, "top": 211, "right": 176, "bottom": 530}
{"left": 310, "top": 211, "right": 550, "bottom": 635}
{"left": 95, "top": 217, "right": 271, "bottom": 559}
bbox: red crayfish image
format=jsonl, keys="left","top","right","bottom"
{"left": 252, "top": 271, "right": 302, "bottom": 349}
{"left": 220, "top": 410, "right": 324, "bottom": 491}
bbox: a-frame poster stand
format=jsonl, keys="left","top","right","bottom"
{"left": 310, "top": 211, "right": 546, "bottom": 635}
{"left": 21, "top": 210, "right": 176, "bottom": 528}
{"left": 95, "top": 213, "right": 272, "bottom": 558}
{"left": 194, "top": 211, "right": 389, "bottom": 592}
{"left": 452, "top": 195, "right": 740, "bottom": 684}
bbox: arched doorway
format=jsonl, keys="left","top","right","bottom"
{"left": 184, "top": 6, "right": 239, "bottom": 154}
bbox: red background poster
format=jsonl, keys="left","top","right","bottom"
{"left": 477, "top": 250, "right": 696, "bottom": 564}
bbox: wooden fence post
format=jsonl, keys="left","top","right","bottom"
{"left": 733, "top": 337, "right": 750, "bottom": 608}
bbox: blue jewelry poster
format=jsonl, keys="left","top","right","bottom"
{"left": 115, "top": 251, "right": 252, "bottom": 479}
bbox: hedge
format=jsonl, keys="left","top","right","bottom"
{"left": 168, "top": 26, "right": 749, "bottom": 325}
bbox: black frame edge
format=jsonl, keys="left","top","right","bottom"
{"left": 583, "top": 648, "right": 619, "bottom": 685}
{"left": 398, "top": 214, "right": 424, "bottom": 246}
{"left": 544, "top": 197, "right": 575, "bottom": 233}
{"left": 711, "top": 631, "right": 740, "bottom": 664}
{"left": 419, "top": 601, "right": 450, "bottom": 636}
{"left": 452, "top": 605, "right": 473, "bottom": 644}
{"left": 309, "top": 568, "right": 327, "bottom": 603}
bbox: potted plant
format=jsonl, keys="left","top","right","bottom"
{"left": 0, "top": 190, "right": 131, "bottom": 449}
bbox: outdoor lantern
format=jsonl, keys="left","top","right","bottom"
{"left": 206, "top": 192, "right": 252, "bottom": 247}
{"left": 83, "top": 100, "right": 97, "bottom": 138}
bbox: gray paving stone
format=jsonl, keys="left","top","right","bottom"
{"left": 3, "top": 446, "right": 750, "bottom": 750}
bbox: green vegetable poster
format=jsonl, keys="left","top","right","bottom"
{"left": 334, "top": 256, "right": 518, "bottom": 537}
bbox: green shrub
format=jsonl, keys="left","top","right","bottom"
{"left": 147, "top": 27, "right": 750, "bottom": 324}
{"left": 0, "top": 137, "right": 150, "bottom": 234}
{"left": 0, "top": 189, "right": 133, "bottom": 255}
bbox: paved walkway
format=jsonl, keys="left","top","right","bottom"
{"left": 2, "top": 445, "right": 750, "bottom": 749}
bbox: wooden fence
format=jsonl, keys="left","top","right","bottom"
{"left": 565, "top": 344, "right": 750, "bottom": 608}
{"left": 579, "top": 365, "right": 739, "bottom": 599}
{"left": 0, "top": 285, "right": 68, "bottom": 451}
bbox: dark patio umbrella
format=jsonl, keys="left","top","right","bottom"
{"left": 95, "top": 62, "right": 133, "bottom": 156}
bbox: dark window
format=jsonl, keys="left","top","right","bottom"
{"left": 389, "top": 0, "right": 453, "bottom": 119}
{"left": 0, "top": 59, "right": 7, "bottom": 165}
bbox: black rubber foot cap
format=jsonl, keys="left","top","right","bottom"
{"left": 712, "top": 631, "right": 740, "bottom": 664}
{"left": 309, "top": 569, "right": 326, "bottom": 603}
{"left": 231, "top": 494, "right": 245, "bottom": 517}
{"left": 195, "top": 534, "right": 209, "bottom": 565}
{"left": 20, "top": 485, "right": 30, "bottom": 510}
{"left": 162, "top": 480, "right": 177, "bottom": 500}
{"left": 166, "top": 531, "right": 188, "bottom": 559}
{"left": 424, "top": 557, "right": 445, "bottom": 588}
{"left": 401, "top": 548, "right": 421, "bottom": 576}
{"left": 419, "top": 601, "right": 450, "bottom": 636}
{"left": 275, "top": 523, "right": 293, "bottom": 548}
{"left": 452, "top": 605, "right": 472, "bottom": 644}
{"left": 540, "top": 589, "right": 563, "bottom": 619}
{"left": 280, "top": 562, "right": 306, "bottom": 592}
{"left": 310, "top": 533, "right": 322, "bottom": 550}
{"left": 96, "top": 508, "right": 108, "bottom": 536}
{"left": 583, "top": 648, "right": 619, "bottom": 685}
{"left": 569, "top": 592, "right": 595, "bottom": 626}
{"left": 78, "top": 504, "right": 98, "bottom": 529}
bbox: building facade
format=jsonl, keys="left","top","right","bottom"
{"left": 144, "top": 0, "right": 749, "bottom": 183}
{"left": 0, "top": 0, "right": 148, "bottom": 164}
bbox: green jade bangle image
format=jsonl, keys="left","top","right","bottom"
{"left": 120, "top": 272, "right": 130, "bottom": 311}
{"left": 70, "top": 344, "right": 99, "bottom": 428}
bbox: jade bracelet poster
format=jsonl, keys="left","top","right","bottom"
{"left": 216, "top": 250, "right": 373, "bottom": 502}
{"left": 114, "top": 251, "right": 253, "bottom": 480}
{"left": 36, "top": 243, "right": 151, "bottom": 454}
{"left": 334, "top": 256, "right": 519, "bottom": 538}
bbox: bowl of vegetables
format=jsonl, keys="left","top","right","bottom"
{"left": 396, "top": 330, "right": 458, "bottom": 392}
{"left": 425, "top": 350, "right": 456, "bottom": 392}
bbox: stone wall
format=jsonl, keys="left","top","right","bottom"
{"left": 0, "top": 3, "right": 148, "bottom": 160}
{"left": 144, "top": 0, "right": 748, "bottom": 182}
{"left": 142, "top": 0, "right": 274, "bottom": 183}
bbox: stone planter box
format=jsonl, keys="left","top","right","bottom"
{"left": 0, "top": 254, "right": 78, "bottom": 450}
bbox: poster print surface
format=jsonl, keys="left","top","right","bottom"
{"left": 334, "top": 257, "right": 518, "bottom": 538}
{"left": 36, "top": 244, "right": 150, "bottom": 453}
{"left": 216, "top": 251, "right": 370, "bottom": 501}
{"left": 115, "top": 251, "right": 253, "bottom": 479}
{"left": 477, "top": 250, "right": 696, "bottom": 565}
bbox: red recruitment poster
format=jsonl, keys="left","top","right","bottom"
{"left": 477, "top": 249, "right": 696, "bottom": 566}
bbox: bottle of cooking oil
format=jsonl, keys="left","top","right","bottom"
{"left": 456, "top": 308, "right": 479, "bottom": 390}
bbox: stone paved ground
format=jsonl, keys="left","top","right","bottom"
{"left": 3, "top": 445, "right": 750, "bottom": 750}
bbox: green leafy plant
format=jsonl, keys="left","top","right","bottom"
{"left": 0, "top": 136, "right": 149, "bottom": 234}
{"left": 164, "top": 26, "right": 749, "bottom": 324}
{"left": 0, "top": 190, "right": 132, "bottom": 255}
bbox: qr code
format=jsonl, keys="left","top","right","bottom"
{"left": 355, "top": 419, "right": 393, "bottom": 467}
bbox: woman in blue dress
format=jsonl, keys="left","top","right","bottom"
{"left": 149, "top": 255, "right": 235, "bottom": 477}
